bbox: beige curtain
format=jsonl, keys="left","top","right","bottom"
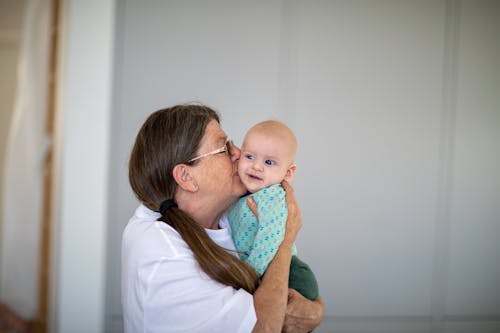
{"left": 0, "top": 0, "right": 52, "bottom": 320}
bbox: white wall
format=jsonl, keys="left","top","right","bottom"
{"left": 445, "top": 0, "right": 500, "bottom": 328}
{"left": 53, "top": 0, "right": 115, "bottom": 332}
{"left": 104, "top": 1, "right": 500, "bottom": 332}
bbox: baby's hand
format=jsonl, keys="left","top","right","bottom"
{"left": 246, "top": 196, "right": 258, "bottom": 218}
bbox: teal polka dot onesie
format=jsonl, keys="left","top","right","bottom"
{"left": 228, "top": 184, "right": 297, "bottom": 275}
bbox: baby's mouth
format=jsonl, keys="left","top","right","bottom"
{"left": 247, "top": 174, "right": 263, "bottom": 181}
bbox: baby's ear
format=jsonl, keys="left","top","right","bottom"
{"left": 284, "top": 164, "right": 297, "bottom": 182}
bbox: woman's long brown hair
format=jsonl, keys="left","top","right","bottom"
{"left": 129, "top": 104, "right": 259, "bottom": 293}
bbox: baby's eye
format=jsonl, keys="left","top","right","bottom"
{"left": 245, "top": 154, "right": 254, "bottom": 160}
{"left": 265, "top": 159, "right": 275, "bottom": 166}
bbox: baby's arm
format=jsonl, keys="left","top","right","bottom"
{"left": 246, "top": 185, "right": 296, "bottom": 275}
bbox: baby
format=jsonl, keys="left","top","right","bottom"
{"left": 228, "top": 120, "right": 318, "bottom": 300}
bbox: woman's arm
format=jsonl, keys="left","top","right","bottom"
{"left": 283, "top": 289, "right": 324, "bottom": 333}
{"left": 251, "top": 181, "right": 302, "bottom": 333}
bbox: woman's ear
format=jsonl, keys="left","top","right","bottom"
{"left": 172, "top": 164, "right": 199, "bottom": 192}
{"left": 284, "top": 164, "right": 297, "bottom": 182}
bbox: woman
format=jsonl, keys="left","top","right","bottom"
{"left": 123, "top": 104, "right": 323, "bottom": 332}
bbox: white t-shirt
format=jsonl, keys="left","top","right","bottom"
{"left": 122, "top": 205, "right": 257, "bottom": 333}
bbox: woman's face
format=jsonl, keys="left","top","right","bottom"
{"left": 192, "top": 120, "right": 247, "bottom": 208}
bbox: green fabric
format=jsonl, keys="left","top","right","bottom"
{"left": 289, "top": 255, "right": 319, "bottom": 301}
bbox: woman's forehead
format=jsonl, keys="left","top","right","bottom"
{"left": 203, "top": 120, "right": 227, "bottom": 143}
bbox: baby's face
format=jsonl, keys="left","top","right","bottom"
{"left": 237, "top": 130, "right": 295, "bottom": 193}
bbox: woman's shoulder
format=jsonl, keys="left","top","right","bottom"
{"left": 123, "top": 204, "right": 191, "bottom": 259}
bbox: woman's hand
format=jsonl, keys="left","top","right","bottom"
{"left": 281, "top": 180, "right": 302, "bottom": 244}
{"left": 283, "top": 289, "right": 324, "bottom": 333}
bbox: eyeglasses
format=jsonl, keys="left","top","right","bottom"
{"left": 188, "top": 140, "right": 234, "bottom": 163}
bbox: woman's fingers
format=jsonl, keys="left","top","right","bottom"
{"left": 281, "top": 179, "right": 294, "bottom": 195}
{"left": 282, "top": 180, "right": 298, "bottom": 214}
{"left": 281, "top": 180, "right": 302, "bottom": 239}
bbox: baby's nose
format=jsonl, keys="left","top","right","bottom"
{"left": 252, "top": 161, "right": 264, "bottom": 171}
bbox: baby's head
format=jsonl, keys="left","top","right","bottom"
{"left": 238, "top": 120, "right": 297, "bottom": 193}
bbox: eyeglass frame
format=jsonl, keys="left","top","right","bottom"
{"left": 187, "top": 140, "right": 234, "bottom": 163}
